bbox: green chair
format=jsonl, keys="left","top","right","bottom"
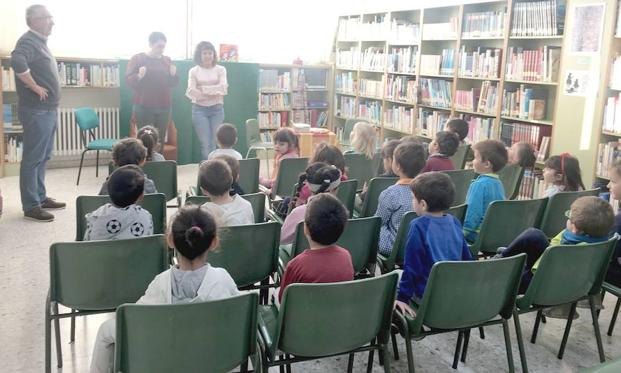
{"left": 339, "top": 118, "right": 366, "bottom": 149}
{"left": 75, "top": 193, "right": 167, "bottom": 241}
{"left": 245, "top": 118, "right": 273, "bottom": 176}
{"left": 448, "top": 203, "right": 468, "bottom": 225}
{"left": 355, "top": 177, "right": 398, "bottom": 218}
{"left": 602, "top": 281, "right": 621, "bottom": 336}
{"left": 580, "top": 354, "right": 621, "bottom": 372}
{"left": 280, "top": 216, "right": 381, "bottom": 278}
{"left": 392, "top": 254, "right": 526, "bottom": 373}
{"left": 538, "top": 189, "right": 599, "bottom": 238}
{"left": 344, "top": 152, "right": 382, "bottom": 192}
{"left": 336, "top": 179, "right": 358, "bottom": 218}
{"left": 75, "top": 107, "right": 118, "bottom": 185}
{"left": 450, "top": 143, "right": 471, "bottom": 170}
{"left": 498, "top": 164, "right": 525, "bottom": 200}
{"left": 512, "top": 238, "right": 618, "bottom": 369}
{"left": 185, "top": 193, "right": 266, "bottom": 223}
{"left": 469, "top": 198, "right": 548, "bottom": 257}
{"left": 258, "top": 272, "right": 398, "bottom": 373}
{"left": 442, "top": 169, "right": 476, "bottom": 205}
{"left": 142, "top": 160, "right": 179, "bottom": 207}
{"left": 271, "top": 157, "right": 309, "bottom": 199}
{"left": 45, "top": 235, "right": 168, "bottom": 372}
{"left": 115, "top": 293, "right": 259, "bottom": 373}
{"left": 189, "top": 158, "right": 261, "bottom": 197}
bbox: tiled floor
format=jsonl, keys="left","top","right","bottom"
{"left": 1, "top": 164, "right": 621, "bottom": 372}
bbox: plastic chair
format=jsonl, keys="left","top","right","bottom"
{"left": 498, "top": 164, "right": 525, "bottom": 200}
{"left": 190, "top": 158, "right": 261, "bottom": 197}
{"left": 115, "top": 293, "right": 259, "bottom": 373}
{"left": 74, "top": 107, "right": 118, "bottom": 185}
{"left": 336, "top": 179, "right": 358, "bottom": 218}
{"left": 142, "top": 160, "right": 179, "bottom": 207}
{"left": 538, "top": 189, "right": 599, "bottom": 238}
{"left": 447, "top": 203, "right": 468, "bottom": 225}
{"left": 45, "top": 235, "right": 168, "bottom": 372}
{"left": 344, "top": 152, "right": 382, "bottom": 192}
{"left": 355, "top": 177, "right": 398, "bottom": 218}
{"left": 392, "top": 254, "right": 527, "bottom": 373}
{"left": 450, "top": 143, "right": 471, "bottom": 170}
{"left": 469, "top": 198, "right": 548, "bottom": 257}
{"left": 270, "top": 157, "right": 309, "bottom": 199}
{"left": 258, "top": 272, "right": 398, "bottom": 373}
{"left": 339, "top": 118, "right": 366, "bottom": 149}
{"left": 245, "top": 118, "right": 274, "bottom": 176}
{"left": 442, "top": 169, "right": 476, "bottom": 205}
{"left": 185, "top": 193, "right": 266, "bottom": 223}
{"left": 75, "top": 193, "right": 167, "bottom": 241}
{"left": 602, "top": 281, "right": 621, "bottom": 337}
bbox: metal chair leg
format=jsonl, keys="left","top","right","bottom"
{"left": 70, "top": 309, "right": 76, "bottom": 343}
{"left": 531, "top": 310, "right": 543, "bottom": 344}
{"left": 513, "top": 309, "right": 529, "bottom": 373}
{"left": 53, "top": 303, "right": 62, "bottom": 368}
{"left": 479, "top": 326, "right": 485, "bottom": 339}
{"left": 380, "top": 343, "right": 391, "bottom": 373}
{"left": 608, "top": 297, "right": 621, "bottom": 336}
{"left": 347, "top": 353, "right": 355, "bottom": 373}
{"left": 503, "top": 319, "right": 516, "bottom": 373}
{"left": 461, "top": 329, "right": 471, "bottom": 363}
{"left": 590, "top": 296, "right": 606, "bottom": 363}
{"left": 558, "top": 303, "right": 577, "bottom": 359}
{"left": 366, "top": 347, "right": 374, "bottom": 373}
{"left": 452, "top": 331, "right": 464, "bottom": 369}
{"left": 96, "top": 150, "right": 100, "bottom": 177}
{"left": 77, "top": 150, "right": 87, "bottom": 185}
{"left": 45, "top": 295, "right": 52, "bottom": 373}
{"left": 391, "top": 328, "right": 400, "bottom": 360}
{"left": 405, "top": 334, "right": 415, "bottom": 373}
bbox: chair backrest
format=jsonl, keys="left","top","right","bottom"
{"left": 409, "top": 254, "right": 526, "bottom": 333}
{"left": 291, "top": 216, "right": 381, "bottom": 274}
{"left": 336, "top": 179, "right": 358, "bottom": 218}
{"left": 383, "top": 211, "right": 418, "bottom": 270}
{"left": 115, "top": 293, "right": 258, "bottom": 373}
{"left": 447, "top": 203, "right": 468, "bottom": 225}
{"left": 75, "top": 194, "right": 167, "bottom": 241}
{"left": 344, "top": 152, "right": 381, "bottom": 191}
{"left": 442, "top": 169, "right": 476, "bottom": 205}
{"left": 272, "top": 157, "right": 309, "bottom": 198}
{"left": 275, "top": 273, "right": 398, "bottom": 357}
{"left": 74, "top": 107, "right": 100, "bottom": 131}
{"left": 49, "top": 235, "right": 168, "bottom": 309}
{"left": 472, "top": 198, "right": 548, "bottom": 256}
{"left": 185, "top": 193, "right": 266, "bottom": 224}
{"left": 538, "top": 189, "right": 599, "bottom": 238}
{"left": 246, "top": 118, "right": 261, "bottom": 145}
{"left": 359, "top": 177, "right": 398, "bottom": 217}
{"left": 342, "top": 118, "right": 365, "bottom": 143}
{"left": 143, "top": 161, "right": 177, "bottom": 203}
{"left": 209, "top": 222, "right": 280, "bottom": 287}
{"left": 498, "top": 164, "right": 525, "bottom": 200}
{"left": 519, "top": 238, "right": 618, "bottom": 309}
{"left": 449, "top": 144, "right": 471, "bottom": 170}
{"left": 194, "top": 158, "right": 260, "bottom": 196}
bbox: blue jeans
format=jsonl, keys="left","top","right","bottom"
{"left": 18, "top": 108, "right": 58, "bottom": 212}
{"left": 192, "top": 104, "right": 224, "bottom": 160}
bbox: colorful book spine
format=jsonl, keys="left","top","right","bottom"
{"left": 360, "top": 47, "right": 387, "bottom": 71}
{"left": 359, "top": 78, "right": 384, "bottom": 98}
{"left": 258, "top": 112, "right": 288, "bottom": 129}
{"left": 259, "top": 94, "right": 290, "bottom": 110}
{"left": 358, "top": 99, "right": 382, "bottom": 124}
{"left": 458, "top": 47, "right": 501, "bottom": 79}
{"left": 384, "top": 106, "right": 414, "bottom": 133}
{"left": 335, "top": 72, "right": 357, "bottom": 93}
{"left": 385, "top": 75, "right": 417, "bottom": 103}
{"left": 419, "top": 78, "right": 452, "bottom": 108}
{"left": 501, "top": 85, "right": 546, "bottom": 120}
{"left": 338, "top": 96, "right": 356, "bottom": 118}
{"left": 505, "top": 46, "right": 561, "bottom": 82}
{"left": 387, "top": 47, "right": 417, "bottom": 73}
{"left": 462, "top": 10, "right": 506, "bottom": 38}
{"left": 417, "top": 108, "right": 450, "bottom": 138}
{"left": 259, "top": 70, "right": 290, "bottom": 91}
{"left": 510, "top": 0, "right": 565, "bottom": 37}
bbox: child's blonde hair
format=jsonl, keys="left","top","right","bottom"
{"left": 350, "top": 122, "right": 376, "bottom": 160}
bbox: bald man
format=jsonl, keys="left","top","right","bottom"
{"left": 11, "top": 4, "right": 66, "bottom": 222}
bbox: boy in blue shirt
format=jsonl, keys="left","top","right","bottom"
{"left": 463, "top": 139, "right": 508, "bottom": 243}
{"left": 395, "top": 172, "right": 473, "bottom": 316}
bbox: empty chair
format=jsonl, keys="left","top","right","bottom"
{"left": 245, "top": 118, "right": 273, "bottom": 176}
{"left": 450, "top": 143, "right": 471, "bottom": 170}
{"left": 143, "top": 160, "right": 179, "bottom": 206}
{"left": 538, "top": 189, "right": 599, "bottom": 238}
{"left": 344, "top": 152, "right": 382, "bottom": 192}
{"left": 355, "top": 177, "right": 398, "bottom": 218}
{"left": 336, "top": 179, "right": 358, "bottom": 218}
{"left": 498, "top": 164, "right": 525, "bottom": 200}
{"left": 442, "top": 169, "right": 476, "bottom": 205}
{"left": 74, "top": 107, "right": 118, "bottom": 185}
{"left": 269, "top": 157, "right": 309, "bottom": 199}
{"left": 185, "top": 193, "right": 266, "bottom": 223}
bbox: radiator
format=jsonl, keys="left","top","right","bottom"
{"left": 54, "top": 107, "right": 120, "bottom": 157}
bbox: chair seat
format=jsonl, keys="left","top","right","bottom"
{"left": 258, "top": 304, "right": 279, "bottom": 359}
{"left": 87, "top": 138, "right": 117, "bottom": 150}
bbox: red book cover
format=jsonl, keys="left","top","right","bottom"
{"left": 219, "top": 44, "right": 239, "bottom": 62}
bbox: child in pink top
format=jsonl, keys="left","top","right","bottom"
{"left": 296, "top": 143, "right": 347, "bottom": 207}
{"left": 259, "top": 128, "right": 299, "bottom": 194}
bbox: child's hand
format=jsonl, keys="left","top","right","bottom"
{"left": 262, "top": 188, "right": 272, "bottom": 196}
{"left": 394, "top": 300, "right": 417, "bottom": 318}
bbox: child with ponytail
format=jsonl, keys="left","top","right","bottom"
{"left": 137, "top": 125, "right": 165, "bottom": 161}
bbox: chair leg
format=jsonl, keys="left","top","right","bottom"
{"left": 558, "top": 302, "right": 577, "bottom": 360}
{"left": 608, "top": 297, "right": 621, "bottom": 336}
{"left": 452, "top": 331, "right": 464, "bottom": 369}
{"left": 240, "top": 359, "right": 249, "bottom": 372}
{"left": 347, "top": 353, "right": 355, "bottom": 373}
{"left": 70, "top": 309, "right": 76, "bottom": 343}
{"left": 380, "top": 343, "right": 391, "bottom": 373}
{"left": 377, "top": 337, "right": 384, "bottom": 366}
{"left": 502, "top": 319, "right": 516, "bottom": 373}
{"left": 479, "top": 326, "right": 485, "bottom": 339}
{"left": 405, "top": 334, "right": 415, "bottom": 373}
{"left": 461, "top": 329, "right": 471, "bottom": 363}
{"left": 590, "top": 295, "right": 606, "bottom": 363}
{"left": 391, "top": 328, "right": 400, "bottom": 360}
{"left": 96, "top": 150, "right": 100, "bottom": 177}
{"left": 278, "top": 355, "right": 285, "bottom": 373}
{"left": 366, "top": 347, "right": 374, "bottom": 373}
{"left": 513, "top": 309, "right": 529, "bottom": 373}
{"left": 45, "top": 296, "right": 52, "bottom": 373}
{"left": 53, "top": 303, "right": 62, "bottom": 368}
{"left": 76, "top": 150, "right": 87, "bottom": 185}
{"left": 531, "top": 310, "right": 543, "bottom": 344}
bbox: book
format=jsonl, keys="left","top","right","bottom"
{"left": 338, "top": 96, "right": 356, "bottom": 118}
{"left": 501, "top": 85, "right": 547, "bottom": 120}
{"left": 384, "top": 105, "right": 414, "bottom": 133}
{"left": 336, "top": 47, "right": 361, "bottom": 68}
{"left": 389, "top": 20, "right": 420, "bottom": 44}
{"left": 462, "top": 10, "right": 506, "bottom": 38}
{"left": 422, "top": 17, "right": 459, "bottom": 40}
{"left": 358, "top": 99, "right": 382, "bottom": 124}
{"left": 477, "top": 81, "right": 498, "bottom": 114}
{"left": 460, "top": 115, "right": 495, "bottom": 143}
{"left": 420, "top": 49, "right": 455, "bottom": 75}
{"left": 419, "top": 78, "right": 452, "bottom": 108}
{"left": 417, "top": 108, "right": 450, "bottom": 138}
{"left": 336, "top": 72, "right": 357, "bottom": 93}
{"left": 537, "top": 136, "right": 551, "bottom": 162}
{"left": 259, "top": 70, "right": 290, "bottom": 91}
{"left": 359, "top": 77, "right": 384, "bottom": 98}
{"left": 1, "top": 67, "right": 16, "bottom": 91}
{"left": 457, "top": 47, "right": 501, "bottom": 79}
{"left": 385, "top": 75, "right": 417, "bottom": 103}
{"left": 219, "top": 44, "right": 238, "bottom": 62}
{"left": 259, "top": 93, "right": 290, "bottom": 110}
{"left": 360, "top": 47, "right": 387, "bottom": 71}
{"left": 511, "top": 0, "right": 564, "bottom": 37}
{"left": 505, "top": 46, "right": 560, "bottom": 82}
{"left": 387, "top": 46, "right": 417, "bottom": 73}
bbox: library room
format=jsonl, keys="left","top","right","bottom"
{"left": 3, "top": 0, "right": 621, "bottom": 371}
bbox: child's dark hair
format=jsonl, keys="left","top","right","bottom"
{"left": 149, "top": 31, "right": 167, "bottom": 45}
{"left": 544, "top": 153, "right": 585, "bottom": 192}
{"left": 216, "top": 123, "right": 238, "bottom": 148}
{"left": 393, "top": 142, "right": 426, "bottom": 178}
{"left": 137, "top": 125, "right": 160, "bottom": 161}
{"left": 447, "top": 119, "right": 469, "bottom": 141}
{"left": 171, "top": 205, "right": 218, "bottom": 260}
{"left": 410, "top": 172, "right": 455, "bottom": 212}
{"left": 381, "top": 139, "right": 401, "bottom": 160}
{"left": 311, "top": 143, "right": 345, "bottom": 174}
{"left": 198, "top": 159, "right": 233, "bottom": 196}
{"left": 435, "top": 131, "right": 460, "bottom": 156}
{"left": 213, "top": 154, "right": 240, "bottom": 181}
{"left": 569, "top": 196, "right": 614, "bottom": 237}
{"left": 513, "top": 142, "right": 536, "bottom": 168}
{"left": 290, "top": 162, "right": 342, "bottom": 211}
{"left": 108, "top": 165, "right": 145, "bottom": 207}
{"left": 304, "top": 193, "right": 348, "bottom": 245}
{"left": 112, "top": 138, "right": 147, "bottom": 166}
{"left": 273, "top": 127, "right": 299, "bottom": 152}
{"left": 472, "top": 140, "right": 508, "bottom": 172}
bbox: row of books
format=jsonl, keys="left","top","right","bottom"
{"left": 258, "top": 112, "right": 288, "bottom": 129}
{"left": 260, "top": 131, "right": 277, "bottom": 143}
{"left": 359, "top": 78, "right": 384, "bottom": 98}
{"left": 336, "top": 72, "right": 356, "bottom": 93}
{"left": 4, "top": 136, "right": 23, "bottom": 163}
{"left": 500, "top": 122, "right": 547, "bottom": 150}
{"left": 338, "top": 96, "right": 356, "bottom": 118}
{"left": 417, "top": 109, "right": 450, "bottom": 138}
{"left": 610, "top": 55, "right": 621, "bottom": 89}
{"left": 336, "top": 47, "right": 361, "bottom": 68}
{"left": 258, "top": 94, "right": 289, "bottom": 110}
{"left": 420, "top": 50, "right": 455, "bottom": 76}
{"left": 297, "top": 110, "right": 328, "bottom": 128}
{"left": 292, "top": 92, "right": 306, "bottom": 108}
{"left": 455, "top": 88, "right": 480, "bottom": 112}
{"left": 422, "top": 18, "right": 459, "bottom": 40}
{"left": 510, "top": 0, "right": 565, "bottom": 37}
{"left": 505, "top": 46, "right": 561, "bottom": 82}
{"left": 2, "top": 103, "right": 21, "bottom": 128}
{"left": 517, "top": 169, "right": 545, "bottom": 200}
{"left": 384, "top": 106, "right": 414, "bottom": 134}
{"left": 462, "top": 10, "right": 506, "bottom": 38}
{"left": 385, "top": 75, "right": 417, "bottom": 103}
{"left": 358, "top": 15, "right": 390, "bottom": 41}
{"left": 360, "top": 47, "right": 387, "bottom": 71}
{"left": 1, "top": 67, "right": 16, "bottom": 91}
{"left": 477, "top": 81, "right": 499, "bottom": 114}
{"left": 389, "top": 21, "right": 420, "bottom": 44}
{"left": 457, "top": 47, "right": 502, "bottom": 79}
{"left": 501, "top": 86, "right": 547, "bottom": 120}
{"left": 419, "top": 78, "right": 452, "bottom": 108}
{"left": 596, "top": 140, "right": 621, "bottom": 177}
{"left": 461, "top": 115, "right": 495, "bottom": 143}
{"left": 337, "top": 16, "right": 420, "bottom": 43}
{"left": 57, "top": 62, "right": 119, "bottom": 87}
{"left": 603, "top": 93, "right": 621, "bottom": 135}
{"left": 259, "top": 70, "right": 290, "bottom": 91}
{"left": 387, "top": 47, "right": 417, "bottom": 74}
{"left": 536, "top": 136, "right": 551, "bottom": 163}
{"left": 358, "top": 100, "right": 382, "bottom": 123}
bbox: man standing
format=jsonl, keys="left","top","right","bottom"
{"left": 11, "top": 4, "right": 65, "bottom": 222}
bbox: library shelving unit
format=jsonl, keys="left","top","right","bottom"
{"left": 257, "top": 63, "right": 332, "bottom": 142}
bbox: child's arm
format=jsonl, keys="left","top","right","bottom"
{"left": 397, "top": 223, "right": 426, "bottom": 303}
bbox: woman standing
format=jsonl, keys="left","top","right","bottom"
{"left": 126, "top": 32, "right": 179, "bottom": 145}
{"left": 186, "top": 41, "right": 228, "bottom": 160}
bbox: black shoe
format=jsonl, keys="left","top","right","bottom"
{"left": 41, "top": 197, "right": 66, "bottom": 210}
{"left": 24, "top": 207, "right": 54, "bottom": 222}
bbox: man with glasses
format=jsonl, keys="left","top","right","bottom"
{"left": 11, "top": 4, "right": 65, "bottom": 222}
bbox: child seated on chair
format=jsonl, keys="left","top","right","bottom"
{"left": 208, "top": 123, "right": 243, "bottom": 160}
{"left": 259, "top": 127, "right": 299, "bottom": 194}
{"left": 278, "top": 194, "right": 354, "bottom": 303}
{"left": 357, "top": 139, "right": 401, "bottom": 210}
{"left": 295, "top": 143, "right": 347, "bottom": 207}
{"left": 542, "top": 153, "right": 585, "bottom": 198}
{"left": 447, "top": 118, "right": 474, "bottom": 164}
{"left": 376, "top": 142, "right": 426, "bottom": 255}
{"left": 89, "top": 205, "right": 239, "bottom": 373}
{"left": 85, "top": 165, "right": 154, "bottom": 241}
{"left": 422, "top": 131, "right": 460, "bottom": 172}
{"left": 137, "top": 125, "right": 165, "bottom": 161}
{"left": 463, "top": 140, "right": 507, "bottom": 244}
{"left": 281, "top": 163, "right": 342, "bottom": 244}
{"left": 345, "top": 121, "right": 377, "bottom": 160}
{"left": 99, "top": 138, "right": 157, "bottom": 195}
{"left": 395, "top": 172, "right": 473, "bottom": 317}
{"left": 213, "top": 154, "right": 244, "bottom": 196}
{"left": 199, "top": 159, "right": 253, "bottom": 226}
{"left": 508, "top": 141, "right": 536, "bottom": 169}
